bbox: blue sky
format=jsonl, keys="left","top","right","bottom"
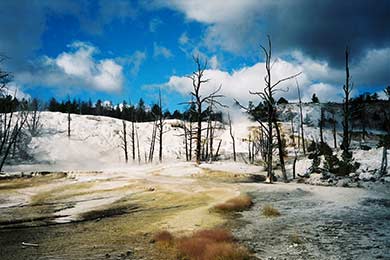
{"left": 0, "top": 1, "right": 389, "bottom": 111}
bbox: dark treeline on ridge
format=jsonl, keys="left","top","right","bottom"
{"left": 0, "top": 96, "right": 223, "bottom": 123}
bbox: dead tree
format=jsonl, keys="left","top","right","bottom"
{"left": 292, "top": 149, "right": 298, "bottom": 179}
{"left": 273, "top": 117, "right": 288, "bottom": 182}
{"left": 120, "top": 120, "right": 128, "bottom": 163}
{"left": 183, "top": 120, "right": 189, "bottom": 161}
{"left": 26, "top": 98, "right": 41, "bottom": 137}
{"left": 379, "top": 112, "right": 390, "bottom": 177}
{"left": 214, "top": 139, "right": 222, "bottom": 159}
{"left": 295, "top": 79, "right": 306, "bottom": 155}
{"left": 131, "top": 120, "right": 136, "bottom": 160}
{"left": 319, "top": 106, "right": 324, "bottom": 143}
{"left": 136, "top": 126, "right": 141, "bottom": 164}
{"left": 148, "top": 121, "right": 157, "bottom": 163}
{"left": 341, "top": 47, "right": 352, "bottom": 154}
{"left": 157, "top": 89, "right": 165, "bottom": 162}
{"left": 184, "top": 56, "right": 224, "bottom": 164}
{"left": 245, "top": 36, "right": 301, "bottom": 183}
{"left": 203, "top": 98, "right": 219, "bottom": 162}
{"left": 379, "top": 139, "right": 388, "bottom": 177}
{"left": 0, "top": 62, "right": 29, "bottom": 171}
{"left": 248, "top": 133, "right": 252, "bottom": 163}
{"left": 228, "top": 113, "right": 236, "bottom": 161}
{"left": 129, "top": 107, "right": 136, "bottom": 161}
{"left": 189, "top": 118, "right": 193, "bottom": 160}
{"left": 0, "top": 99, "right": 29, "bottom": 172}
{"left": 67, "top": 98, "right": 71, "bottom": 138}
{"left": 329, "top": 109, "right": 337, "bottom": 148}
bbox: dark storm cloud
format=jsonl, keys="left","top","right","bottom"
{"left": 158, "top": 0, "right": 389, "bottom": 66}
{"left": 267, "top": 0, "right": 390, "bottom": 66}
{"left": 155, "top": 0, "right": 389, "bottom": 88}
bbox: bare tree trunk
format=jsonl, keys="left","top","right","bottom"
{"left": 158, "top": 89, "right": 164, "bottom": 162}
{"left": 342, "top": 47, "right": 351, "bottom": 154}
{"left": 380, "top": 146, "right": 388, "bottom": 177}
{"left": 149, "top": 121, "right": 157, "bottom": 163}
{"left": 186, "top": 56, "right": 224, "bottom": 164}
{"left": 132, "top": 121, "right": 135, "bottom": 160}
{"left": 236, "top": 36, "right": 300, "bottom": 182}
{"left": 121, "top": 120, "right": 128, "bottom": 163}
{"left": 362, "top": 104, "right": 367, "bottom": 141}
{"left": 27, "top": 100, "right": 41, "bottom": 137}
{"left": 209, "top": 119, "right": 214, "bottom": 162}
{"left": 273, "top": 117, "right": 288, "bottom": 182}
{"left": 290, "top": 114, "right": 295, "bottom": 145}
{"left": 204, "top": 115, "right": 210, "bottom": 160}
{"left": 0, "top": 112, "right": 28, "bottom": 172}
{"left": 248, "top": 134, "right": 252, "bottom": 163}
{"left": 228, "top": 113, "right": 236, "bottom": 161}
{"left": 214, "top": 139, "right": 222, "bottom": 159}
{"left": 189, "top": 120, "right": 192, "bottom": 160}
{"left": 266, "top": 64, "right": 274, "bottom": 183}
{"left": 251, "top": 136, "right": 255, "bottom": 164}
{"left": 296, "top": 79, "right": 306, "bottom": 155}
{"left": 158, "top": 121, "right": 163, "bottom": 162}
{"left": 320, "top": 107, "right": 324, "bottom": 143}
{"left": 136, "top": 127, "right": 141, "bottom": 164}
{"left": 196, "top": 103, "right": 202, "bottom": 164}
{"left": 184, "top": 121, "right": 189, "bottom": 161}
{"left": 332, "top": 111, "right": 337, "bottom": 149}
{"left": 292, "top": 150, "right": 298, "bottom": 179}
{"left": 67, "top": 110, "right": 71, "bottom": 138}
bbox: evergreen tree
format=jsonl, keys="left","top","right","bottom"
{"left": 311, "top": 93, "right": 319, "bottom": 103}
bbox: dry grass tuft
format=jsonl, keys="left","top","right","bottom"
{"left": 177, "top": 236, "right": 213, "bottom": 259}
{"left": 203, "top": 242, "right": 250, "bottom": 260}
{"left": 152, "top": 230, "right": 175, "bottom": 247}
{"left": 193, "top": 228, "right": 234, "bottom": 242}
{"left": 155, "top": 228, "right": 250, "bottom": 260}
{"left": 214, "top": 195, "right": 253, "bottom": 212}
{"left": 262, "top": 204, "right": 281, "bottom": 217}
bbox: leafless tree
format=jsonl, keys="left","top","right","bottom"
{"left": 248, "top": 133, "right": 252, "bottom": 163}
{"left": 0, "top": 110, "right": 28, "bottom": 171}
{"left": 244, "top": 36, "right": 301, "bottom": 182}
{"left": 189, "top": 116, "right": 193, "bottom": 160}
{"left": 341, "top": 47, "right": 352, "bottom": 154}
{"left": 0, "top": 59, "right": 29, "bottom": 171}
{"left": 157, "top": 90, "right": 165, "bottom": 162}
{"left": 183, "top": 120, "right": 189, "bottom": 161}
{"left": 120, "top": 120, "right": 128, "bottom": 163}
{"left": 136, "top": 126, "right": 141, "bottom": 164}
{"left": 295, "top": 78, "right": 306, "bottom": 155}
{"left": 228, "top": 113, "right": 236, "bottom": 161}
{"left": 379, "top": 111, "right": 390, "bottom": 177}
{"left": 26, "top": 98, "right": 42, "bottom": 137}
{"left": 329, "top": 109, "right": 338, "bottom": 148}
{"left": 67, "top": 97, "right": 71, "bottom": 138}
{"left": 319, "top": 106, "right": 324, "bottom": 144}
{"left": 148, "top": 120, "right": 157, "bottom": 163}
{"left": 184, "top": 56, "right": 224, "bottom": 164}
{"left": 131, "top": 120, "right": 136, "bottom": 161}
{"left": 273, "top": 118, "right": 287, "bottom": 181}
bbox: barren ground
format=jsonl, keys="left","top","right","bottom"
{"left": 0, "top": 162, "right": 389, "bottom": 260}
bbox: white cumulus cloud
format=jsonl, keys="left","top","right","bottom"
{"left": 17, "top": 41, "right": 124, "bottom": 93}
{"left": 158, "top": 52, "right": 353, "bottom": 106}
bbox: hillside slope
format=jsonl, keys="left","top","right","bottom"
{"left": 4, "top": 112, "right": 257, "bottom": 172}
